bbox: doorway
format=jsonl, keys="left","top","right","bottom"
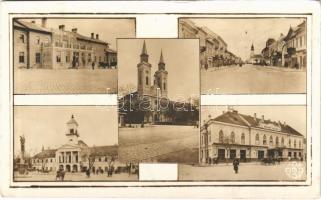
{"left": 240, "top": 150, "right": 246, "bottom": 161}
{"left": 218, "top": 149, "right": 225, "bottom": 161}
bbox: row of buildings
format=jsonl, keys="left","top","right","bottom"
{"left": 14, "top": 18, "right": 117, "bottom": 70}
{"left": 200, "top": 109, "right": 305, "bottom": 163}
{"left": 179, "top": 19, "right": 241, "bottom": 69}
{"left": 24, "top": 115, "right": 119, "bottom": 173}
{"left": 260, "top": 20, "right": 307, "bottom": 69}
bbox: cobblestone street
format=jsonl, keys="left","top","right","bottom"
{"left": 119, "top": 125, "right": 199, "bottom": 163}
{"left": 179, "top": 161, "right": 307, "bottom": 181}
{"left": 14, "top": 69, "right": 117, "bottom": 94}
{"left": 201, "top": 64, "right": 306, "bottom": 94}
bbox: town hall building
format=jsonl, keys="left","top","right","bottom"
{"left": 200, "top": 108, "right": 305, "bottom": 164}
{"left": 31, "top": 115, "right": 119, "bottom": 173}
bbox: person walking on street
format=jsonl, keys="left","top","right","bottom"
{"left": 233, "top": 158, "right": 240, "bottom": 174}
{"left": 92, "top": 61, "right": 95, "bottom": 70}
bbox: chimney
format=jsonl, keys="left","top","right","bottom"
{"left": 58, "top": 25, "right": 65, "bottom": 31}
{"left": 41, "top": 18, "right": 47, "bottom": 28}
{"left": 71, "top": 28, "right": 78, "bottom": 33}
{"left": 31, "top": 20, "right": 36, "bottom": 24}
{"left": 91, "top": 33, "right": 94, "bottom": 39}
{"left": 96, "top": 34, "right": 99, "bottom": 40}
{"left": 261, "top": 115, "right": 264, "bottom": 121}
{"left": 254, "top": 113, "right": 257, "bottom": 121}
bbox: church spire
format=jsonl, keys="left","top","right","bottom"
{"left": 251, "top": 43, "right": 254, "bottom": 51}
{"left": 140, "top": 40, "right": 149, "bottom": 62}
{"left": 158, "top": 49, "right": 165, "bottom": 70}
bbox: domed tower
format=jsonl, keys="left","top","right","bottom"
{"left": 137, "top": 40, "right": 152, "bottom": 96}
{"left": 66, "top": 114, "right": 79, "bottom": 144}
{"left": 154, "top": 50, "right": 168, "bottom": 97}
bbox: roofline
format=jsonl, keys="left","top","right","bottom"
{"left": 14, "top": 21, "right": 52, "bottom": 35}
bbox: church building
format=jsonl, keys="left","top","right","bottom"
{"left": 119, "top": 41, "right": 198, "bottom": 125}
{"left": 31, "top": 115, "right": 119, "bottom": 173}
{"left": 249, "top": 43, "right": 264, "bottom": 64}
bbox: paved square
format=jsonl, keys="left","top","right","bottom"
{"left": 14, "top": 69, "right": 117, "bottom": 94}
{"left": 201, "top": 65, "right": 306, "bottom": 94}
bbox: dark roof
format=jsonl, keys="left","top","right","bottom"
{"left": 212, "top": 111, "right": 303, "bottom": 136}
{"left": 14, "top": 20, "right": 52, "bottom": 34}
{"left": 33, "top": 149, "right": 57, "bottom": 159}
{"left": 89, "top": 145, "right": 118, "bottom": 157}
{"left": 105, "top": 48, "right": 117, "bottom": 53}
{"left": 74, "top": 32, "right": 108, "bottom": 45}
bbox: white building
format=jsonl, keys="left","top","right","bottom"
{"left": 200, "top": 109, "right": 305, "bottom": 164}
{"left": 31, "top": 115, "right": 119, "bottom": 173}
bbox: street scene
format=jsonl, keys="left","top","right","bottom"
{"left": 117, "top": 39, "right": 200, "bottom": 164}
{"left": 13, "top": 18, "right": 135, "bottom": 94}
{"left": 178, "top": 105, "right": 307, "bottom": 181}
{"left": 179, "top": 18, "right": 307, "bottom": 94}
{"left": 14, "top": 106, "right": 139, "bottom": 181}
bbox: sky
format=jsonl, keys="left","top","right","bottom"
{"left": 118, "top": 39, "right": 200, "bottom": 101}
{"left": 14, "top": 106, "right": 118, "bottom": 157}
{"left": 190, "top": 18, "right": 305, "bottom": 61}
{"left": 201, "top": 106, "right": 306, "bottom": 137}
{"left": 21, "top": 18, "right": 135, "bottom": 49}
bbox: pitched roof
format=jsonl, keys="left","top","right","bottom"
{"left": 212, "top": 111, "right": 303, "bottom": 136}
{"left": 33, "top": 149, "right": 57, "bottom": 159}
{"left": 14, "top": 19, "right": 52, "bottom": 34}
{"left": 73, "top": 32, "right": 108, "bottom": 45}
{"left": 89, "top": 145, "right": 118, "bottom": 157}
{"left": 105, "top": 48, "right": 117, "bottom": 53}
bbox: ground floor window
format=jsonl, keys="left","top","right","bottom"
{"left": 230, "top": 149, "right": 236, "bottom": 160}
{"left": 35, "top": 53, "right": 41, "bottom": 63}
{"left": 19, "top": 52, "right": 25, "bottom": 63}
{"left": 56, "top": 52, "right": 61, "bottom": 63}
{"left": 288, "top": 152, "right": 292, "bottom": 157}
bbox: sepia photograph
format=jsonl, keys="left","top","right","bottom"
{"left": 13, "top": 106, "right": 138, "bottom": 182}
{"left": 117, "top": 39, "right": 200, "bottom": 164}
{"left": 179, "top": 105, "right": 307, "bottom": 181}
{"left": 179, "top": 17, "right": 307, "bottom": 94}
{"left": 13, "top": 17, "right": 135, "bottom": 94}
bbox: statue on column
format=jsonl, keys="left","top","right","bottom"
{"left": 19, "top": 135, "right": 28, "bottom": 174}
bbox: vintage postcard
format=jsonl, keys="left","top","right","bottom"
{"left": 13, "top": 106, "right": 138, "bottom": 181}
{"left": 178, "top": 18, "right": 307, "bottom": 94}
{"left": 117, "top": 39, "right": 200, "bottom": 164}
{"left": 179, "top": 105, "right": 307, "bottom": 181}
{"left": 13, "top": 17, "right": 135, "bottom": 94}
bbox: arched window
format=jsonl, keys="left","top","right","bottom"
{"left": 276, "top": 136, "right": 279, "bottom": 146}
{"left": 163, "top": 82, "right": 166, "bottom": 90}
{"left": 281, "top": 137, "right": 285, "bottom": 146}
{"left": 269, "top": 136, "right": 273, "bottom": 145}
{"left": 255, "top": 133, "right": 260, "bottom": 145}
{"left": 289, "top": 139, "right": 292, "bottom": 147}
{"left": 146, "top": 76, "right": 149, "bottom": 85}
{"left": 241, "top": 133, "right": 245, "bottom": 144}
{"left": 230, "top": 132, "right": 235, "bottom": 143}
{"left": 219, "top": 130, "right": 224, "bottom": 143}
{"left": 294, "top": 140, "right": 297, "bottom": 148}
{"left": 263, "top": 135, "right": 267, "bottom": 145}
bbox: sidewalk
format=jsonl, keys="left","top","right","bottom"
{"left": 258, "top": 65, "right": 306, "bottom": 72}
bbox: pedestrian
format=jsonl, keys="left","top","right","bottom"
{"left": 233, "top": 158, "right": 240, "bottom": 174}
{"left": 92, "top": 61, "right": 95, "bottom": 70}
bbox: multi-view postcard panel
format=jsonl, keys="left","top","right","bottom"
{"left": 178, "top": 17, "right": 307, "bottom": 94}
{"left": 11, "top": 15, "right": 310, "bottom": 184}
{"left": 13, "top": 18, "right": 135, "bottom": 94}
{"left": 179, "top": 105, "right": 306, "bottom": 181}
{"left": 117, "top": 39, "right": 200, "bottom": 164}
{"left": 13, "top": 106, "right": 139, "bottom": 181}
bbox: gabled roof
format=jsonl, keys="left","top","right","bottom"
{"left": 73, "top": 32, "right": 108, "bottom": 45}
{"left": 33, "top": 149, "right": 56, "bottom": 159}
{"left": 89, "top": 145, "right": 118, "bottom": 157}
{"left": 212, "top": 110, "right": 303, "bottom": 137}
{"left": 14, "top": 19, "right": 52, "bottom": 34}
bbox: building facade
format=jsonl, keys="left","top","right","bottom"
{"left": 31, "top": 115, "right": 119, "bottom": 173}
{"left": 200, "top": 109, "right": 305, "bottom": 164}
{"left": 14, "top": 18, "right": 116, "bottom": 70}
{"left": 179, "top": 19, "right": 240, "bottom": 69}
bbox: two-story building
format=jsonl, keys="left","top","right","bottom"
{"left": 200, "top": 109, "right": 305, "bottom": 164}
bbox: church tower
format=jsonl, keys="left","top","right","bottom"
{"left": 137, "top": 40, "right": 152, "bottom": 96}
{"left": 154, "top": 50, "right": 168, "bottom": 97}
{"left": 66, "top": 114, "right": 79, "bottom": 145}
{"left": 250, "top": 43, "right": 254, "bottom": 58}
